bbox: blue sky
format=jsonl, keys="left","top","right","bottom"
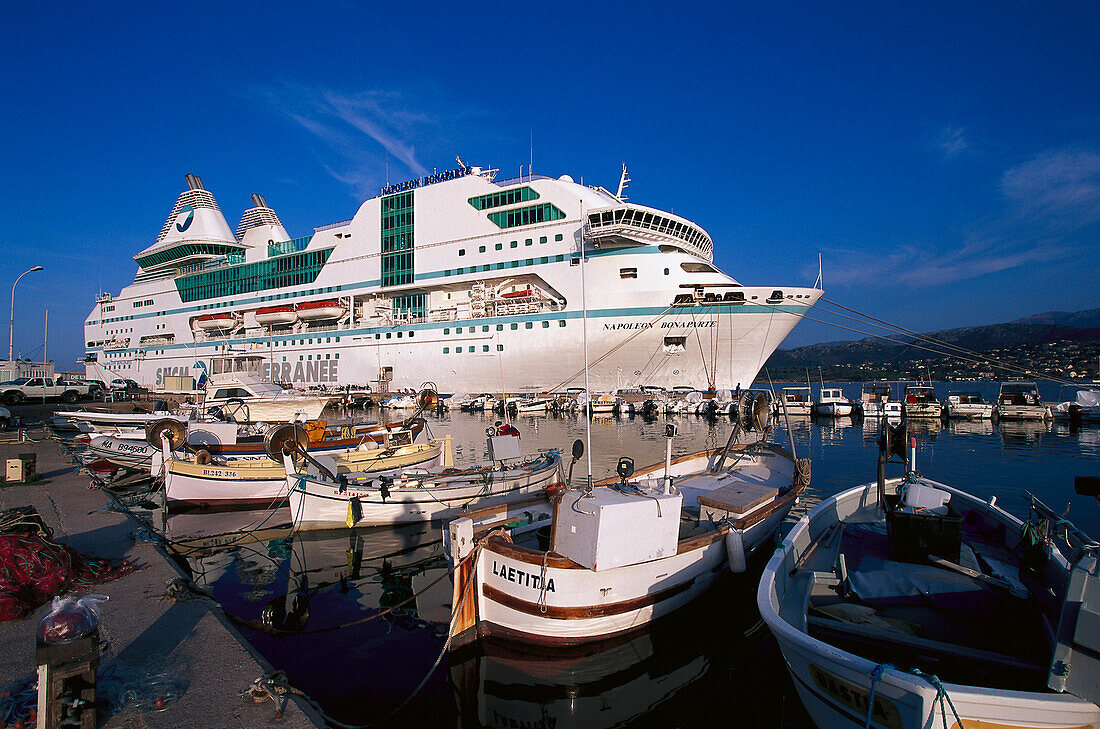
{"left": 2, "top": 2, "right": 1098, "bottom": 368}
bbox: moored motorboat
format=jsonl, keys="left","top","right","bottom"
{"left": 1053, "top": 389, "right": 1100, "bottom": 424}
{"left": 944, "top": 390, "right": 994, "bottom": 420}
{"left": 758, "top": 424, "right": 1100, "bottom": 729}
{"left": 445, "top": 401, "right": 809, "bottom": 647}
{"left": 859, "top": 383, "right": 894, "bottom": 418}
{"left": 814, "top": 388, "right": 854, "bottom": 418}
{"left": 777, "top": 386, "right": 813, "bottom": 416}
{"left": 902, "top": 383, "right": 942, "bottom": 419}
{"left": 998, "top": 382, "right": 1052, "bottom": 421}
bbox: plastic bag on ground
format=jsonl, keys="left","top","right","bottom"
{"left": 36, "top": 594, "right": 109, "bottom": 644}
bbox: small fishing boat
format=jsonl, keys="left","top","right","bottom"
{"left": 902, "top": 383, "right": 942, "bottom": 419}
{"left": 776, "top": 386, "right": 813, "bottom": 416}
{"left": 997, "top": 382, "right": 1051, "bottom": 421}
{"left": 152, "top": 422, "right": 443, "bottom": 507}
{"left": 814, "top": 388, "right": 854, "bottom": 417}
{"left": 759, "top": 424, "right": 1100, "bottom": 729}
{"left": 859, "top": 383, "right": 894, "bottom": 418}
{"left": 944, "top": 390, "right": 994, "bottom": 420}
{"left": 282, "top": 431, "right": 563, "bottom": 529}
{"left": 445, "top": 399, "right": 810, "bottom": 647}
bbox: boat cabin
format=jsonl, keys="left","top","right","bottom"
{"left": 998, "top": 382, "right": 1042, "bottom": 406}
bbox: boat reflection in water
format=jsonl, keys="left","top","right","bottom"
{"left": 998, "top": 418, "right": 1052, "bottom": 445}
{"left": 947, "top": 418, "right": 995, "bottom": 437}
{"left": 449, "top": 570, "right": 794, "bottom": 729}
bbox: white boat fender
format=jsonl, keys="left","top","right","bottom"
{"left": 724, "top": 527, "right": 747, "bottom": 573}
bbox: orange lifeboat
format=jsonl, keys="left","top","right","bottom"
{"left": 296, "top": 300, "right": 346, "bottom": 321}
{"left": 255, "top": 305, "right": 298, "bottom": 327}
{"left": 501, "top": 288, "right": 533, "bottom": 299}
{"left": 193, "top": 313, "right": 237, "bottom": 331}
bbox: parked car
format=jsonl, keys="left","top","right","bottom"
{"left": 0, "top": 405, "right": 11, "bottom": 430}
{"left": 109, "top": 378, "right": 140, "bottom": 391}
{"left": 1, "top": 377, "right": 93, "bottom": 405}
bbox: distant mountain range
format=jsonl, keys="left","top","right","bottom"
{"left": 767, "top": 308, "right": 1100, "bottom": 368}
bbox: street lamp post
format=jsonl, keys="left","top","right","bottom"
{"left": 9, "top": 266, "right": 44, "bottom": 362}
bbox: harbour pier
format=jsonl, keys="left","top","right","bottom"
{"left": 0, "top": 415, "right": 325, "bottom": 728}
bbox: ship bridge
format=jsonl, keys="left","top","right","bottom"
{"left": 585, "top": 204, "right": 713, "bottom": 262}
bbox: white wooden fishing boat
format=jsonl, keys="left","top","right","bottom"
{"left": 282, "top": 431, "right": 563, "bottom": 529}
{"left": 998, "top": 382, "right": 1052, "bottom": 421}
{"left": 860, "top": 383, "right": 894, "bottom": 418}
{"left": 902, "top": 383, "right": 942, "bottom": 419}
{"left": 152, "top": 423, "right": 442, "bottom": 506}
{"left": 814, "top": 388, "right": 854, "bottom": 417}
{"left": 944, "top": 390, "right": 995, "bottom": 420}
{"left": 445, "top": 408, "right": 810, "bottom": 648}
{"left": 759, "top": 425, "right": 1100, "bottom": 729}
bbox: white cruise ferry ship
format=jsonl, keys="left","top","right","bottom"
{"left": 84, "top": 165, "right": 821, "bottom": 393}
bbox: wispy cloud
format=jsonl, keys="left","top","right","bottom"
{"left": 259, "top": 84, "right": 447, "bottom": 197}
{"left": 827, "top": 147, "right": 1099, "bottom": 288}
{"left": 1000, "top": 149, "right": 1100, "bottom": 227}
{"left": 932, "top": 126, "right": 971, "bottom": 159}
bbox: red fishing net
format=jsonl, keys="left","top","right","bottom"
{"left": 0, "top": 533, "right": 140, "bottom": 622}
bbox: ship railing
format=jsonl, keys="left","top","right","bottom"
{"left": 314, "top": 218, "right": 354, "bottom": 232}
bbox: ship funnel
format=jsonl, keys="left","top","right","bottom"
{"left": 185, "top": 173, "right": 205, "bottom": 191}
{"left": 251, "top": 193, "right": 267, "bottom": 208}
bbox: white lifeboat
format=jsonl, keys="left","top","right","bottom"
{"left": 255, "top": 305, "right": 298, "bottom": 327}
{"left": 193, "top": 313, "right": 237, "bottom": 332}
{"left": 296, "top": 300, "right": 346, "bottom": 321}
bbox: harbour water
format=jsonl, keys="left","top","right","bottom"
{"left": 125, "top": 381, "right": 1099, "bottom": 728}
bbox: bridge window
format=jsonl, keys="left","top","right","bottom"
{"left": 468, "top": 186, "right": 540, "bottom": 211}
{"left": 487, "top": 203, "right": 566, "bottom": 229}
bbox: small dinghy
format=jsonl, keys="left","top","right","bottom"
{"left": 281, "top": 425, "right": 563, "bottom": 530}
{"left": 759, "top": 422, "right": 1100, "bottom": 729}
{"left": 445, "top": 395, "right": 810, "bottom": 647}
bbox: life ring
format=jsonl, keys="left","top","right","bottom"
{"left": 194, "top": 449, "right": 212, "bottom": 465}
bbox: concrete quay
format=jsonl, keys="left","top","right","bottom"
{"left": 0, "top": 416, "right": 326, "bottom": 728}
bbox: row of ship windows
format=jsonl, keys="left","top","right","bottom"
{"left": 459, "top": 233, "right": 563, "bottom": 256}
{"left": 283, "top": 354, "right": 340, "bottom": 361}
{"left": 443, "top": 345, "right": 505, "bottom": 353}
{"left": 273, "top": 337, "right": 342, "bottom": 346}
{"left": 444, "top": 321, "right": 566, "bottom": 335}
{"left": 132, "top": 299, "right": 155, "bottom": 308}
{"left": 446, "top": 254, "right": 568, "bottom": 277}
